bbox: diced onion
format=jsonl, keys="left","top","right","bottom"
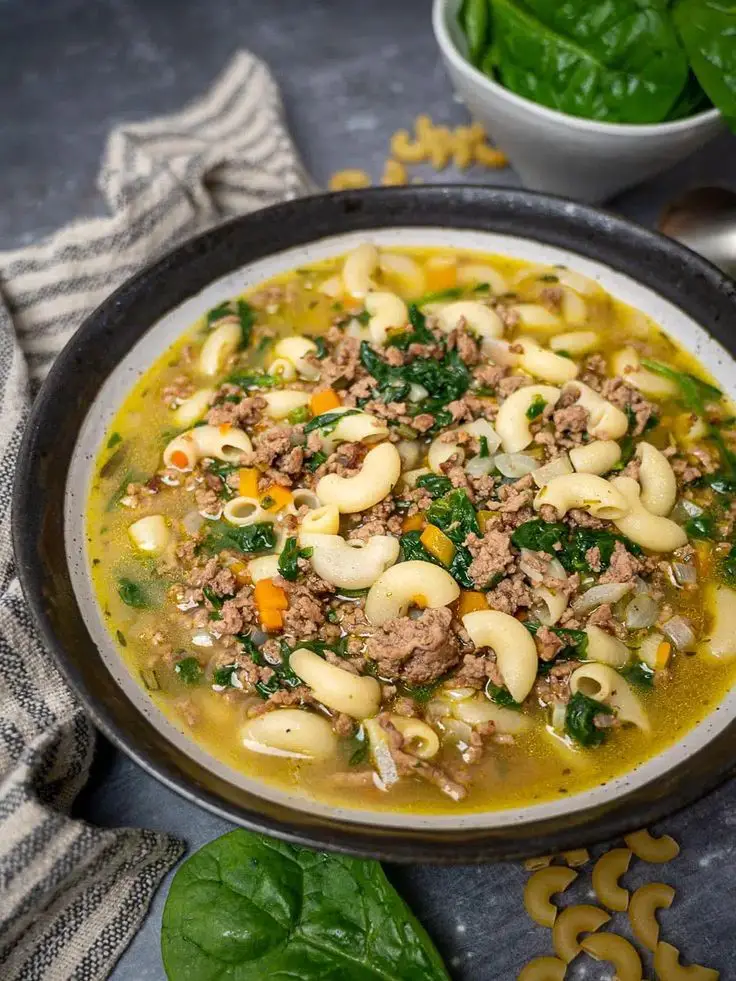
{"left": 465, "top": 455, "right": 496, "bottom": 478}
{"left": 519, "top": 548, "right": 566, "bottom": 583}
{"left": 495, "top": 452, "right": 538, "bottom": 478}
{"left": 408, "top": 383, "right": 428, "bottom": 402}
{"left": 670, "top": 497, "right": 704, "bottom": 525}
{"left": 532, "top": 454, "right": 573, "bottom": 489}
{"left": 550, "top": 703, "right": 567, "bottom": 731}
{"left": 672, "top": 562, "right": 698, "bottom": 586}
{"left": 625, "top": 593, "right": 660, "bottom": 630}
{"left": 661, "top": 615, "right": 696, "bottom": 651}
{"left": 464, "top": 418, "right": 502, "bottom": 454}
{"left": 572, "top": 582, "right": 632, "bottom": 614}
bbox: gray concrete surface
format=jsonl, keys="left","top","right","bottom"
{"left": 4, "top": 0, "right": 736, "bottom": 977}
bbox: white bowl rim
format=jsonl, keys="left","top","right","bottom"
{"left": 432, "top": 0, "right": 721, "bottom": 136}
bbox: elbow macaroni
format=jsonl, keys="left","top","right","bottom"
{"left": 342, "top": 243, "right": 379, "bottom": 297}
{"left": 223, "top": 496, "right": 273, "bottom": 527}
{"left": 242, "top": 708, "right": 338, "bottom": 760}
{"left": 611, "top": 346, "right": 679, "bottom": 399}
{"left": 462, "top": 609, "right": 538, "bottom": 702}
{"left": 610, "top": 476, "right": 687, "bottom": 552}
{"left": 550, "top": 330, "right": 601, "bottom": 356}
{"left": 365, "top": 561, "right": 460, "bottom": 625}
{"left": 365, "top": 290, "right": 408, "bottom": 345}
{"left": 653, "top": 943, "right": 718, "bottom": 981}
{"left": 516, "top": 337, "right": 579, "bottom": 384}
{"left": 173, "top": 387, "right": 214, "bottom": 426}
{"left": 571, "top": 662, "right": 650, "bottom": 731}
{"left": 300, "top": 532, "right": 399, "bottom": 589}
{"left": 703, "top": 584, "right": 736, "bottom": 658}
{"left": 164, "top": 425, "right": 252, "bottom": 471}
{"left": 579, "top": 934, "right": 643, "bottom": 981}
{"left": 388, "top": 714, "right": 440, "bottom": 759}
{"left": 533, "top": 472, "right": 629, "bottom": 520}
{"left": 496, "top": 384, "right": 562, "bottom": 453}
{"left": 290, "top": 647, "right": 381, "bottom": 719}
{"left": 199, "top": 320, "right": 240, "bottom": 376}
{"left": 624, "top": 829, "right": 680, "bottom": 863}
{"left": 585, "top": 625, "right": 631, "bottom": 669}
{"left": 316, "top": 441, "right": 401, "bottom": 513}
{"left": 517, "top": 957, "right": 567, "bottom": 981}
{"left": 552, "top": 904, "right": 610, "bottom": 963}
{"left": 271, "top": 336, "right": 320, "bottom": 380}
{"left": 523, "top": 866, "right": 577, "bottom": 927}
{"left": 629, "top": 882, "right": 674, "bottom": 951}
{"left": 636, "top": 442, "right": 677, "bottom": 516}
{"left": 262, "top": 390, "right": 311, "bottom": 420}
{"left": 569, "top": 440, "right": 621, "bottom": 475}
{"left": 562, "top": 380, "right": 629, "bottom": 440}
{"left": 592, "top": 847, "right": 632, "bottom": 911}
{"left": 437, "top": 300, "right": 504, "bottom": 340}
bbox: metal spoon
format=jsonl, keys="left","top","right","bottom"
{"left": 659, "top": 186, "right": 736, "bottom": 277}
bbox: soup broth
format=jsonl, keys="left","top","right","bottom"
{"left": 86, "top": 245, "right": 736, "bottom": 814}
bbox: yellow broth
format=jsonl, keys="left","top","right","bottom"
{"left": 86, "top": 247, "right": 736, "bottom": 814}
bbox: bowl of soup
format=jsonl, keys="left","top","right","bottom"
{"left": 14, "top": 186, "right": 736, "bottom": 861}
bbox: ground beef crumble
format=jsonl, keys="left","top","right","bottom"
{"left": 364, "top": 608, "right": 460, "bottom": 684}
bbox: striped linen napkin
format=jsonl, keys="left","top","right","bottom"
{"left": 0, "top": 51, "right": 312, "bottom": 980}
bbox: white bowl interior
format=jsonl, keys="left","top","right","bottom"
{"left": 66, "top": 226, "right": 736, "bottom": 831}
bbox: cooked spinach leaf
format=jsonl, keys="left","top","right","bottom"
{"left": 161, "top": 830, "right": 450, "bottom": 981}
{"left": 426, "top": 489, "right": 480, "bottom": 543}
{"left": 415, "top": 286, "right": 464, "bottom": 306}
{"left": 237, "top": 299, "right": 256, "bottom": 347}
{"left": 303, "top": 408, "right": 359, "bottom": 435}
{"left": 525, "top": 394, "right": 547, "bottom": 420}
{"left": 227, "top": 370, "right": 280, "bottom": 390}
{"left": 386, "top": 303, "right": 435, "bottom": 350}
{"left": 720, "top": 543, "right": 736, "bottom": 587}
{"left": 306, "top": 450, "right": 328, "bottom": 472}
{"left": 415, "top": 473, "right": 453, "bottom": 498}
{"left": 117, "top": 577, "right": 149, "bottom": 609}
{"left": 564, "top": 691, "right": 612, "bottom": 748}
{"left": 621, "top": 660, "right": 655, "bottom": 690}
{"left": 511, "top": 518, "right": 568, "bottom": 555}
{"left": 106, "top": 431, "right": 122, "bottom": 449}
{"left": 360, "top": 340, "right": 470, "bottom": 408}
{"left": 485, "top": 680, "right": 521, "bottom": 710}
{"left": 174, "top": 657, "right": 202, "bottom": 686}
{"left": 287, "top": 405, "right": 310, "bottom": 425}
{"left": 511, "top": 520, "right": 640, "bottom": 573}
{"left": 278, "top": 536, "right": 313, "bottom": 581}
{"left": 212, "top": 664, "right": 238, "bottom": 688}
{"left": 200, "top": 520, "right": 277, "bottom": 556}
{"left": 206, "top": 301, "right": 232, "bottom": 324}
{"left": 685, "top": 512, "right": 717, "bottom": 540}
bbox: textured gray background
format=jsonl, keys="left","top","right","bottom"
{"left": 4, "top": 0, "right": 736, "bottom": 977}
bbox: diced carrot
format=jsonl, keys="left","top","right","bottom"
{"left": 420, "top": 524, "right": 456, "bottom": 566}
{"left": 238, "top": 467, "right": 259, "bottom": 498}
{"left": 694, "top": 540, "right": 713, "bottom": 578}
{"left": 457, "top": 590, "right": 489, "bottom": 617}
{"left": 260, "top": 484, "right": 293, "bottom": 513}
{"left": 477, "top": 510, "right": 497, "bottom": 532}
{"left": 310, "top": 388, "right": 341, "bottom": 415}
{"left": 259, "top": 607, "right": 284, "bottom": 632}
{"left": 401, "top": 512, "right": 426, "bottom": 533}
{"left": 254, "top": 578, "right": 289, "bottom": 611}
{"left": 229, "top": 560, "right": 250, "bottom": 587}
{"left": 218, "top": 423, "right": 232, "bottom": 435}
{"left": 655, "top": 640, "right": 672, "bottom": 669}
{"left": 170, "top": 450, "right": 189, "bottom": 470}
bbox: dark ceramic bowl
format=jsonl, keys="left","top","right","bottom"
{"left": 13, "top": 186, "right": 736, "bottom": 862}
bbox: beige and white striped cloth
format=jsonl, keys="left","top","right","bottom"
{"left": 0, "top": 51, "right": 312, "bottom": 980}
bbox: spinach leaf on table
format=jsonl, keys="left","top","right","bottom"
{"left": 673, "top": 0, "right": 736, "bottom": 129}
{"left": 161, "top": 830, "right": 450, "bottom": 981}
{"left": 483, "top": 0, "right": 689, "bottom": 123}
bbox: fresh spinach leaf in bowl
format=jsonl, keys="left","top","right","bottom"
{"left": 161, "top": 830, "right": 450, "bottom": 980}
{"left": 457, "top": 0, "right": 735, "bottom": 126}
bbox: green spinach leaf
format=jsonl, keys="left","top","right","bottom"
{"left": 485, "top": 680, "right": 521, "bottom": 710}
{"left": 564, "top": 691, "right": 612, "bottom": 748}
{"left": 175, "top": 657, "right": 202, "bottom": 686}
{"left": 415, "top": 473, "right": 453, "bottom": 498}
{"left": 486, "top": 0, "right": 688, "bottom": 124}
{"left": 304, "top": 409, "right": 360, "bottom": 435}
{"left": 161, "top": 831, "right": 450, "bottom": 981}
{"left": 673, "top": 0, "right": 736, "bottom": 128}
{"left": 118, "top": 577, "right": 149, "bottom": 609}
{"left": 278, "top": 536, "right": 313, "bottom": 581}
{"left": 200, "top": 521, "right": 277, "bottom": 556}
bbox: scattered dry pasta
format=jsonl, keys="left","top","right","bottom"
{"left": 629, "top": 882, "right": 675, "bottom": 952}
{"left": 654, "top": 941, "right": 719, "bottom": 980}
{"left": 552, "top": 904, "right": 610, "bottom": 963}
{"left": 592, "top": 847, "right": 632, "bottom": 911}
{"left": 580, "top": 933, "right": 643, "bottom": 981}
{"left": 331, "top": 114, "right": 507, "bottom": 190}
{"left": 517, "top": 956, "right": 567, "bottom": 981}
{"left": 561, "top": 848, "right": 589, "bottom": 867}
{"left": 625, "top": 829, "right": 680, "bottom": 863}
{"left": 524, "top": 855, "right": 553, "bottom": 871}
{"left": 524, "top": 866, "right": 577, "bottom": 927}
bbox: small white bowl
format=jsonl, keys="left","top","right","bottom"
{"left": 432, "top": 0, "right": 724, "bottom": 203}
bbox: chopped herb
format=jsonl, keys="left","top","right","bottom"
{"left": 415, "top": 473, "right": 453, "bottom": 498}
{"left": 175, "top": 657, "right": 202, "bottom": 685}
{"left": 106, "top": 432, "right": 122, "bottom": 449}
{"left": 278, "top": 536, "right": 313, "bottom": 581}
{"left": 200, "top": 520, "right": 277, "bottom": 556}
{"left": 478, "top": 435, "right": 490, "bottom": 458}
{"left": 303, "top": 408, "right": 359, "bottom": 436}
{"left": 116, "top": 630, "right": 127, "bottom": 647}
{"left": 564, "top": 692, "right": 612, "bottom": 748}
{"left": 621, "top": 661, "right": 655, "bottom": 690}
{"left": 226, "top": 371, "right": 279, "bottom": 390}
{"left": 205, "top": 459, "right": 239, "bottom": 482}
{"left": 212, "top": 664, "right": 238, "bottom": 688}
{"left": 206, "top": 301, "right": 232, "bottom": 324}
{"left": 414, "top": 286, "right": 464, "bottom": 306}
{"left": 525, "top": 394, "right": 547, "bottom": 420}
{"left": 118, "top": 577, "right": 149, "bottom": 609}
{"left": 306, "top": 450, "right": 328, "bottom": 472}
{"left": 236, "top": 300, "right": 256, "bottom": 347}
{"left": 511, "top": 520, "right": 640, "bottom": 574}
{"left": 485, "top": 680, "right": 521, "bottom": 710}
{"left": 685, "top": 513, "right": 716, "bottom": 540}
{"left": 287, "top": 405, "right": 310, "bottom": 425}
